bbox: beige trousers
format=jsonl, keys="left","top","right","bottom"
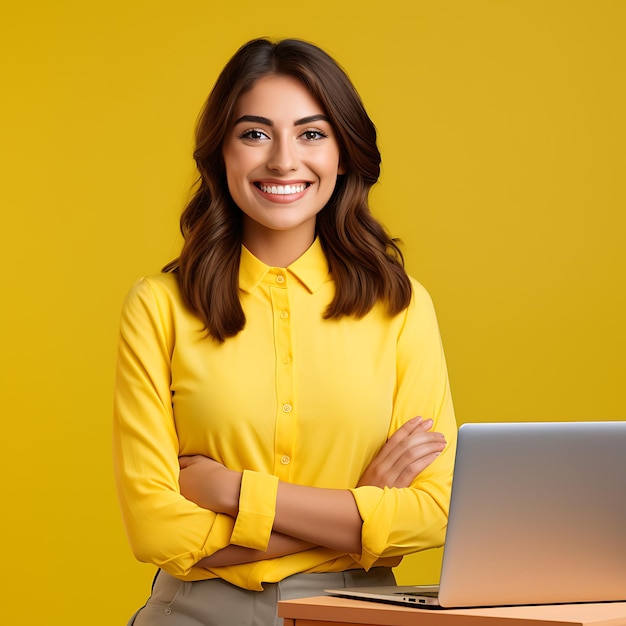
{"left": 128, "top": 567, "right": 395, "bottom": 626}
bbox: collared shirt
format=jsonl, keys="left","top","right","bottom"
{"left": 113, "top": 239, "right": 457, "bottom": 590}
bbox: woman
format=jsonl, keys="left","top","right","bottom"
{"left": 113, "top": 37, "right": 457, "bottom": 626}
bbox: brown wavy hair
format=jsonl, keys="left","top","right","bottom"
{"left": 163, "top": 38, "right": 412, "bottom": 342}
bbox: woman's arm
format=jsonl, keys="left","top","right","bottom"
{"left": 352, "top": 280, "right": 457, "bottom": 569}
{"left": 179, "top": 417, "right": 446, "bottom": 555}
{"left": 114, "top": 277, "right": 237, "bottom": 579}
{"left": 196, "top": 533, "right": 316, "bottom": 568}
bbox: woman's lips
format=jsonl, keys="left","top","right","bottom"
{"left": 254, "top": 182, "right": 311, "bottom": 203}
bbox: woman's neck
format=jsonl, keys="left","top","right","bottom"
{"left": 242, "top": 221, "right": 316, "bottom": 268}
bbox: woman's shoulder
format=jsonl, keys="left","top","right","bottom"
{"left": 407, "top": 275, "right": 435, "bottom": 307}
{"left": 130, "top": 271, "right": 180, "bottom": 292}
{"left": 122, "top": 272, "right": 183, "bottom": 311}
{"left": 398, "top": 275, "right": 440, "bottom": 329}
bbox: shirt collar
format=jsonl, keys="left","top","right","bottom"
{"left": 239, "top": 238, "right": 330, "bottom": 294}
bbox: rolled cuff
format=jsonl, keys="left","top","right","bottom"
{"left": 349, "top": 485, "right": 389, "bottom": 569}
{"left": 230, "top": 470, "right": 279, "bottom": 550}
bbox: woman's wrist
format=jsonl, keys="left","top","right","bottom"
{"left": 222, "top": 468, "right": 242, "bottom": 517}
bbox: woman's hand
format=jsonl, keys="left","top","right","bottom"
{"left": 357, "top": 417, "right": 446, "bottom": 489}
{"left": 179, "top": 455, "right": 242, "bottom": 516}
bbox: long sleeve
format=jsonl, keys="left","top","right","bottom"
{"left": 350, "top": 280, "right": 457, "bottom": 569}
{"left": 112, "top": 277, "right": 234, "bottom": 579}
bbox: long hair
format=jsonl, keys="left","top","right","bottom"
{"left": 164, "top": 38, "right": 412, "bottom": 342}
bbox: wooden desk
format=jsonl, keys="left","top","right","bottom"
{"left": 278, "top": 595, "right": 626, "bottom": 626}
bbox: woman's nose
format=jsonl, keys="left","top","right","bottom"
{"left": 267, "top": 136, "right": 298, "bottom": 173}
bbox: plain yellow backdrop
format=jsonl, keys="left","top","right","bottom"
{"left": 1, "top": 1, "right": 624, "bottom": 623}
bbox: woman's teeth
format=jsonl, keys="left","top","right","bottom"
{"left": 258, "top": 183, "right": 307, "bottom": 195}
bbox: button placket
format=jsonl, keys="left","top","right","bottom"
{"left": 270, "top": 278, "right": 295, "bottom": 479}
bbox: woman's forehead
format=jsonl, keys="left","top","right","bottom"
{"left": 232, "top": 75, "right": 327, "bottom": 123}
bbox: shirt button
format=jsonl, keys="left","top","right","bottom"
{"left": 164, "top": 607, "right": 172, "bottom": 615}
{"left": 281, "top": 455, "right": 291, "bottom": 465}
{"left": 282, "top": 403, "right": 293, "bottom": 413}
{"left": 282, "top": 354, "right": 291, "bottom": 364}
{"left": 280, "top": 310, "right": 289, "bottom": 319}
{"left": 276, "top": 275, "right": 285, "bottom": 284}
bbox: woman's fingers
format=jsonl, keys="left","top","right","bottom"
{"left": 368, "top": 417, "right": 429, "bottom": 466}
{"left": 375, "top": 419, "right": 443, "bottom": 471}
{"left": 358, "top": 417, "right": 446, "bottom": 488}
{"left": 386, "top": 440, "right": 446, "bottom": 488}
{"left": 383, "top": 432, "right": 446, "bottom": 488}
{"left": 392, "top": 451, "right": 444, "bottom": 488}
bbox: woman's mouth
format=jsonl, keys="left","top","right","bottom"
{"left": 255, "top": 182, "right": 310, "bottom": 195}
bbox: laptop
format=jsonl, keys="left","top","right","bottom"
{"left": 326, "top": 421, "right": 626, "bottom": 608}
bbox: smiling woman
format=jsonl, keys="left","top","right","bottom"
{"left": 166, "top": 38, "right": 417, "bottom": 343}
{"left": 112, "top": 37, "right": 457, "bottom": 626}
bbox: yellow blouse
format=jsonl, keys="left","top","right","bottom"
{"left": 113, "top": 239, "right": 457, "bottom": 590}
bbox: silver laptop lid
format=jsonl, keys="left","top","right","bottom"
{"left": 439, "top": 421, "right": 626, "bottom": 608}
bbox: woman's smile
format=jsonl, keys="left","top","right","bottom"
{"left": 254, "top": 180, "right": 312, "bottom": 202}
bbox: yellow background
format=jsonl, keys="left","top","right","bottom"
{"left": 1, "top": 1, "right": 624, "bottom": 623}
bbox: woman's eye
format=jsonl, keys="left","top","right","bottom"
{"left": 302, "top": 130, "right": 327, "bottom": 141}
{"left": 240, "top": 129, "right": 268, "bottom": 141}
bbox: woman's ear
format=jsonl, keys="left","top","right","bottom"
{"left": 337, "top": 159, "right": 346, "bottom": 175}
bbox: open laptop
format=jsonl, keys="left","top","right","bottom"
{"left": 327, "top": 421, "right": 626, "bottom": 608}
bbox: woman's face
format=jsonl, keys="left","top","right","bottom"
{"left": 223, "top": 74, "right": 343, "bottom": 259}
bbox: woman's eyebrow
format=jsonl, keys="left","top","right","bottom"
{"left": 233, "top": 115, "right": 272, "bottom": 126}
{"left": 233, "top": 114, "right": 330, "bottom": 126}
{"left": 294, "top": 114, "right": 330, "bottom": 125}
